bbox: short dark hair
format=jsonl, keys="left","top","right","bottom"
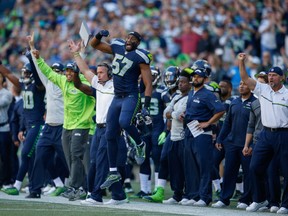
{"left": 220, "top": 79, "right": 233, "bottom": 89}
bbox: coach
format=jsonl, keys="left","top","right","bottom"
{"left": 238, "top": 53, "right": 288, "bottom": 214}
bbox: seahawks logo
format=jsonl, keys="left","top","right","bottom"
{"left": 148, "top": 53, "right": 153, "bottom": 62}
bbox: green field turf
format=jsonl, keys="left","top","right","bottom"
{"left": 0, "top": 200, "right": 185, "bottom": 216}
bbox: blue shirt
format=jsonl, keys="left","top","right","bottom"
{"left": 185, "top": 87, "right": 225, "bottom": 129}
{"left": 217, "top": 94, "right": 256, "bottom": 147}
{"left": 111, "top": 39, "right": 152, "bottom": 95}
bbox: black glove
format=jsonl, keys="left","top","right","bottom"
{"left": 0, "top": 59, "right": 2, "bottom": 65}
{"left": 95, "top": 30, "right": 110, "bottom": 40}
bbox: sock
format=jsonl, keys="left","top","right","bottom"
{"left": 236, "top": 182, "right": 244, "bottom": 193}
{"left": 158, "top": 179, "right": 166, "bottom": 188}
{"left": 154, "top": 172, "right": 159, "bottom": 191}
{"left": 212, "top": 179, "right": 221, "bottom": 191}
{"left": 64, "top": 178, "right": 69, "bottom": 187}
{"left": 139, "top": 173, "right": 149, "bottom": 193}
{"left": 14, "top": 180, "right": 22, "bottom": 191}
{"left": 53, "top": 177, "right": 64, "bottom": 188}
{"left": 147, "top": 180, "right": 151, "bottom": 194}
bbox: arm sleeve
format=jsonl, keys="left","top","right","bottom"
{"left": 246, "top": 110, "right": 256, "bottom": 134}
{"left": 216, "top": 104, "right": 232, "bottom": 143}
{"left": 163, "top": 96, "right": 176, "bottom": 119}
{"left": 171, "top": 97, "right": 187, "bottom": 120}
{"left": 31, "top": 53, "right": 48, "bottom": 86}
{"left": 36, "top": 58, "right": 65, "bottom": 90}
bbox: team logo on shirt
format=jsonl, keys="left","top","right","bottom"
{"left": 148, "top": 53, "right": 153, "bottom": 61}
{"left": 193, "top": 99, "right": 200, "bottom": 103}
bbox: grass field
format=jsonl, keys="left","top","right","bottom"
{"left": 0, "top": 174, "right": 256, "bottom": 216}
{"left": 0, "top": 199, "right": 185, "bottom": 216}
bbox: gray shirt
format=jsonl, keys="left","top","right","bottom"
{"left": 163, "top": 94, "right": 188, "bottom": 141}
{"left": 0, "top": 88, "right": 13, "bottom": 132}
{"left": 35, "top": 60, "right": 64, "bottom": 125}
{"left": 246, "top": 99, "right": 262, "bottom": 144}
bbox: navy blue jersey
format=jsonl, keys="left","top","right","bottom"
{"left": 111, "top": 39, "right": 152, "bottom": 94}
{"left": 141, "top": 85, "right": 166, "bottom": 126}
{"left": 217, "top": 94, "right": 256, "bottom": 147}
{"left": 185, "top": 87, "right": 225, "bottom": 128}
{"left": 161, "top": 88, "right": 179, "bottom": 105}
{"left": 20, "top": 81, "right": 46, "bottom": 129}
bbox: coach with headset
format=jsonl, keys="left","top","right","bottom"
{"left": 68, "top": 39, "right": 128, "bottom": 205}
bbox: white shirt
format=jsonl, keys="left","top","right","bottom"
{"left": 253, "top": 82, "right": 288, "bottom": 128}
{"left": 91, "top": 76, "right": 114, "bottom": 124}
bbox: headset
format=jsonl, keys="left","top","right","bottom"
{"left": 98, "top": 62, "right": 112, "bottom": 78}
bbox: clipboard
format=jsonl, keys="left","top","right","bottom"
{"left": 79, "top": 21, "right": 91, "bottom": 47}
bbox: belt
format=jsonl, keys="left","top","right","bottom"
{"left": 115, "top": 93, "right": 129, "bottom": 98}
{"left": 264, "top": 126, "right": 288, "bottom": 132}
{"left": 97, "top": 123, "right": 106, "bottom": 128}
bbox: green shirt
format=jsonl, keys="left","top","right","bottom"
{"left": 37, "top": 58, "right": 95, "bottom": 130}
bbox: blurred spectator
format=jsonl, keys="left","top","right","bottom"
{"left": 0, "top": 0, "right": 287, "bottom": 87}
{"left": 258, "top": 51, "right": 273, "bottom": 72}
{"left": 174, "top": 21, "right": 201, "bottom": 58}
{"left": 197, "top": 29, "right": 214, "bottom": 60}
{"left": 258, "top": 8, "right": 277, "bottom": 60}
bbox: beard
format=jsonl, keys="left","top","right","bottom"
{"left": 192, "top": 79, "right": 204, "bottom": 88}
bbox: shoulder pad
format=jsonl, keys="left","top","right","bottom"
{"left": 111, "top": 38, "right": 125, "bottom": 46}
{"left": 135, "top": 49, "right": 153, "bottom": 64}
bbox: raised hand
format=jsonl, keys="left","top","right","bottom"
{"left": 26, "top": 32, "right": 35, "bottom": 50}
{"left": 98, "top": 30, "right": 109, "bottom": 37}
{"left": 95, "top": 29, "right": 110, "bottom": 40}
{"left": 238, "top": 53, "right": 247, "bottom": 61}
{"left": 68, "top": 40, "right": 81, "bottom": 54}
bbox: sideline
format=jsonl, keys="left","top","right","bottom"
{"left": 0, "top": 193, "right": 274, "bottom": 216}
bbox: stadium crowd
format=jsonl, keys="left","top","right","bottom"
{"left": 0, "top": 0, "right": 288, "bottom": 214}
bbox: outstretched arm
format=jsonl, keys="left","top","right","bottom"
{"left": 73, "top": 72, "right": 93, "bottom": 96}
{"left": 68, "top": 40, "right": 95, "bottom": 83}
{"left": 238, "top": 53, "right": 257, "bottom": 91}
